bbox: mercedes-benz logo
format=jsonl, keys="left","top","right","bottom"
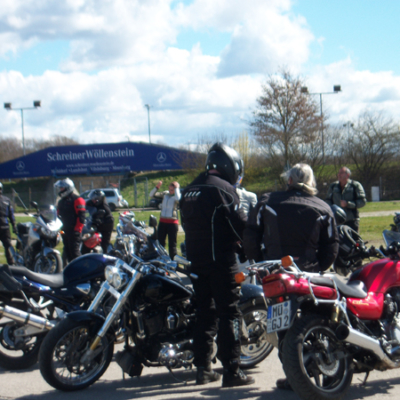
{"left": 156, "top": 152, "right": 167, "bottom": 163}
{"left": 16, "top": 161, "right": 25, "bottom": 171}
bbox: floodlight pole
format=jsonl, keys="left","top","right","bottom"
{"left": 4, "top": 101, "right": 41, "bottom": 156}
{"left": 301, "top": 86, "right": 341, "bottom": 164}
{"left": 145, "top": 104, "right": 151, "bottom": 144}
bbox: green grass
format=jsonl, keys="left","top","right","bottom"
{"left": 1, "top": 206, "right": 396, "bottom": 264}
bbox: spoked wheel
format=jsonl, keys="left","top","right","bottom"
{"left": 39, "top": 318, "right": 114, "bottom": 391}
{"left": 282, "top": 314, "right": 353, "bottom": 400}
{"left": 34, "top": 252, "right": 63, "bottom": 274}
{"left": 0, "top": 321, "right": 45, "bottom": 370}
{"left": 239, "top": 305, "right": 274, "bottom": 368}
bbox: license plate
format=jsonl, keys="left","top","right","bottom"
{"left": 267, "top": 301, "right": 291, "bottom": 333}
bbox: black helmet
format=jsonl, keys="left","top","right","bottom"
{"left": 89, "top": 189, "right": 105, "bottom": 206}
{"left": 331, "top": 205, "right": 346, "bottom": 225}
{"left": 54, "top": 178, "right": 74, "bottom": 198}
{"left": 205, "top": 142, "right": 243, "bottom": 185}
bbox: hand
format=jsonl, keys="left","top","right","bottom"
{"left": 12, "top": 225, "right": 17, "bottom": 234}
{"left": 340, "top": 200, "right": 348, "bottom": 208}
{"left": 156, "top": 180, "right": 162, "bottom": 189}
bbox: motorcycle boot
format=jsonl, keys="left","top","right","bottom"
{"left": 222, "top": 361, "right": 254, "bottom": 387}
{"left": 196, "top": 366, "right": 221, "bottom": 385}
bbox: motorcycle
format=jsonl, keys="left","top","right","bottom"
{"left": 81, "top": 207, "right": 104, "bottom": 255}
{"left": 0, "top": 253, "right": 119, "bottom": 370}
{"left": 237, "top": 228, "right": 400, "bottom": 400}
{"left": 331, "top": 205, "right": 381, "bottom": 276}
{"left": 38, "top": 253, "right": 272, "bottom": 391}
{"left": 11, "top": 201, "right": 63, "bottom": 274}
{"left": 111, "top": 210, "right": 151, "bottom": 262}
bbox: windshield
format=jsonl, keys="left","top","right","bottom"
{"left": 40, "top": 205, "right": 58, "bottom": 222}
{"left": 382, "top": 229, "right": 400, "bottom": 247}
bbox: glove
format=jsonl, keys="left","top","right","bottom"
{"left": 12, "top": 225, "right": 17, "bottom": 234}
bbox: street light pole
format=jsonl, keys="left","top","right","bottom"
{"left": 4, "top": 101, "right": 41, "bottom": 156}
{"left": 144, "top": 104, "right": 151, "bottom": 144}
{"left": 301, "top": 86, "right": 341, "bottom": 164}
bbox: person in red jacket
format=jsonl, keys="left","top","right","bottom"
{"left": 54, "top": 178, "right": 86, "bottom": 263}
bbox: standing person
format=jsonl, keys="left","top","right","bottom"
{"left": 180, "top": 142, "right": 254, "bottom": 388}
{"left": 235, "top": 176, "right": 257, "bottom": 218}
{"left": 243, "top": 163, "right": 339, "bottom": 391}
{"left": 85, "top": 190, "right": 114, "bottom": 254}
{"left": 326, "top": 166, "right": 366, "bottom": 232}
{"left": 149, "top": 180, "right": 180, "bottom": 259}
{"left": 54, "top": 178, "right": 86, "bottom": 263}
{"left": 0, "top": 182, "right": 16, "bottom": 265}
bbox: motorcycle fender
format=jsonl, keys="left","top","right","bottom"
{"left": 239, "top": 284, "right": 267, "bottom": 309}
{"left": 42, "top": 247, "right": 61, "bottom": 257}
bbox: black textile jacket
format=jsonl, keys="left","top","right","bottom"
{"left": 243, "top": 188, "right": 339, "bottom": 272}
{"left": 179, "top": 172, "right": 246, "bottom": 265}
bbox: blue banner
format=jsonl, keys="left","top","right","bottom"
{"left": 0, "top": 142, "right": 197, "bottom": 179}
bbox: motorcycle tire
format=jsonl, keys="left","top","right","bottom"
{"left": 39, "top": 318, "right": 114, "bottom": 391}
{"left": 0, "top": 300, "right": 46, "bottom": 370}
{"left": 239, "top": 305, "right": 274, "bottom": 368}
{"left": 33, "top": 252, "right": 63, "bottom": 274}
{"left": 282, "top": 314, "right": 353, "bottom": 400}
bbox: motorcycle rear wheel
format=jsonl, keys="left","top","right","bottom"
{"left": 0, "top": 322, "right": 45, "bottom": 370}
{"left": 39, "top": 318, "right": 114, "bottom": 391}
{"left": 282, "top": 314, "right": 353, "bottom": 400}
{"left": 33, "top": 252, "right": 63, "bottom": 274}
{"left": 239, "top": 305, "right": 274, "bottom": 368}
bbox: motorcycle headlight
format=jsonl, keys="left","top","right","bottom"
{"left": 105, "top": 266, "right": 127, "bottom": 289}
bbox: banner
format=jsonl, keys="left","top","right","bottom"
{"left": 0, "top": 142, "right": 197, "bottom": 179}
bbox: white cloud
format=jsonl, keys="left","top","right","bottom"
{"left": 1, "top": 0, "right": 400, "bottom": 150}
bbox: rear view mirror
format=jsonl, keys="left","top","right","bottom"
{"left": 149, "top": 215, "right": 158, "bottom": 228}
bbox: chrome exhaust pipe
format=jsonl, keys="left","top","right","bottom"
{"left": 336, "top": 324, "right": 400, "bottom": 369}
{"left": 0, "top": 304, "right": 55, "bottom": 331}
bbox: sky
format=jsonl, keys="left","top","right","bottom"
{"left": 1, "top": 0, "right": 400, "bottom": 149}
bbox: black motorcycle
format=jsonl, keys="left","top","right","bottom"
{"left": 38, "top": 254, "right": 272, "bottom": 391}
{"left": 0, "top": 253, "right": 118, "bottom": 370}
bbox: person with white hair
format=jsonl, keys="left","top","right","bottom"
{"left": 243, "top": 163, "right": 338, "bottom": 272}
{"left": 243, "top": 163, "right": 339, "bottom": 391}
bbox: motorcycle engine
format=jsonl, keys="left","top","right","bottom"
{"left": 382, "top": 290, "right": 400, "bottom": 349}
{"left": 143, "top": 305, "right": 189, "bottom": 336}
{"left": 157, "top": 340, "right": 194, "bottom": 369}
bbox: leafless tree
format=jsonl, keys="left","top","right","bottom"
{"left": 343, "top": 110, "right": 400, "bottom": 185}
{"left": 250, "top": 69, "right": 323, "bottom": 170}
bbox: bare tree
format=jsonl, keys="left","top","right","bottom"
{"left": 343, "top": 111, "right": 400, "bottom": 185}
{"left": 250, "top": 69, "right": 323, "bottom": 170}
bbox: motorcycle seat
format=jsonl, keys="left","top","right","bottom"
{"left": 9, "top": 266, "right": 64, "bottom": 288}
{"left": 333, "top": 277, "right": 368, "bottom": 299}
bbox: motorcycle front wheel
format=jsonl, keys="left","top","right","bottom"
{"left": 282, "top": 314, "right": 353, "bottom": 400}
{"left": 39, "top": 318, "right": 114, "bottom": 391}
{"left": 239, "top": 305, "right": 274, "bottom": 368}
{"left": 33, "top": 252, "right": 63, "bottom": 274}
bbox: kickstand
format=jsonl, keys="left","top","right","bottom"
{"left": 359, "top": 371, "right": 369, "bottom": 386}
{"left": 167, "top": 367, "right": 188, "bottom": 385}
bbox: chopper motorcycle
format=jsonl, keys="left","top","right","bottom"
{"left": 11, "top": 201, "right": 63, "bottom": 274}
{"left": 0, "top": 253, "right": 120, "bottom": 370}
{"left": 237, "top": 228, "right": 400, "bottom": 400}
{"left": 38, "top": 252, "right": 272, "bottom": 391}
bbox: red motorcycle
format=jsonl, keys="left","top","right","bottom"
{"left": 236, "top": 229, "right": 400, "bottom": 400}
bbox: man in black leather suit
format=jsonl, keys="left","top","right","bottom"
{"left": 0, "top": 182, "right": 16, "bottom": 265}
{"left": 180, "top": 143, "right": 254, "bottom": 388}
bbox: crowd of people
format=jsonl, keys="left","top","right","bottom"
{"left": 0, "top": 145, "right": 368, "bottom": 390}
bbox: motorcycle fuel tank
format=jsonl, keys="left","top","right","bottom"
{"left": 136, "top": 274, "right": 192, "bottom": 305}
{"left": 63, "top": 253, "right": 117, "bottom": 285}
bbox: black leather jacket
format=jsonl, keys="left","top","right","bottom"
{"left": 0, "top": 194, "right": 16, "bottom": 231}
{"left": 180, "top": 172, "right": 246, "bottom": 265}
{"left": 243, "top": 188, "right": 339, "bottom": 272}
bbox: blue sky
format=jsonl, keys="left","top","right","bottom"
{"left": 1, "top": 0, "right": 399, "bottom": 148}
